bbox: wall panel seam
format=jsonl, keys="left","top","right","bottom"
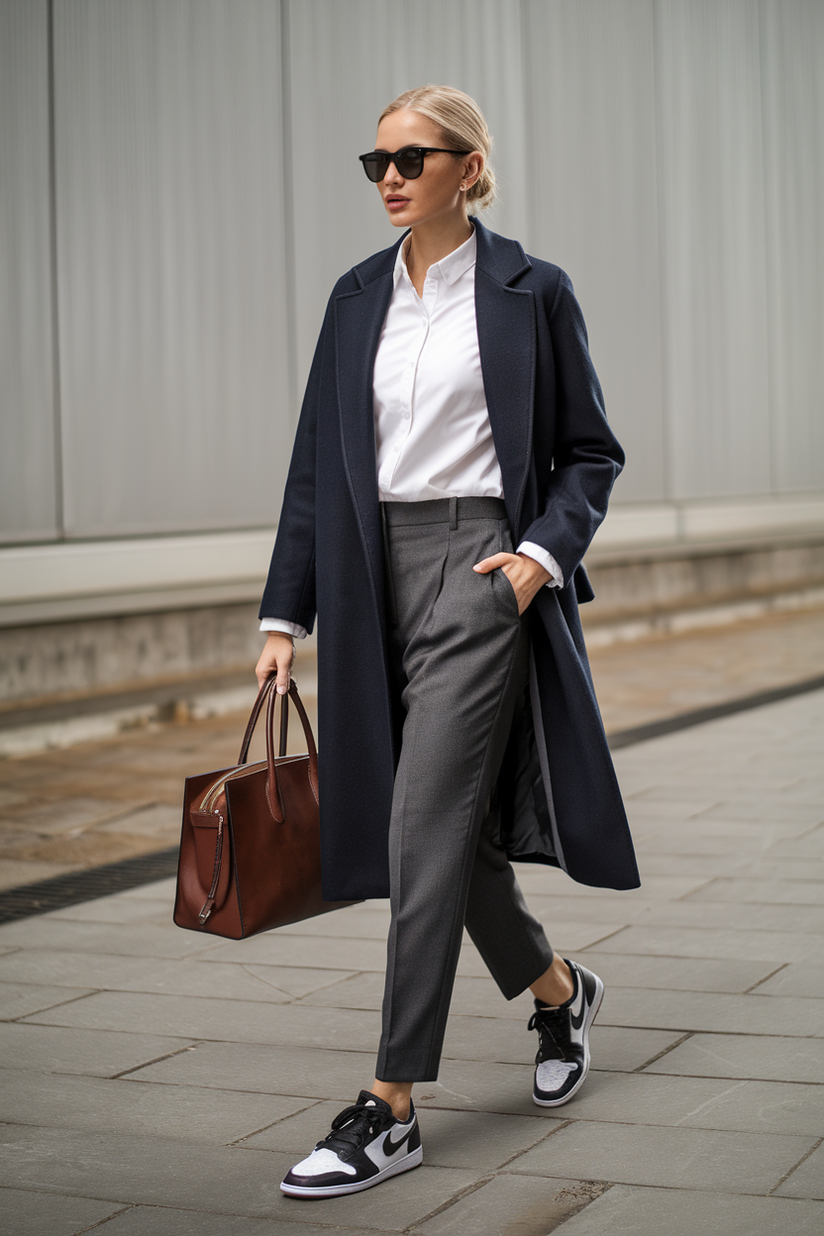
{"left": 46, "top": 0, "right": 64, "bottom": 540}
{"left": 280, "top": 0, "right": 298, "bottom": 423}
{"left": 651, "top": 0, "right": 672, "bottom": 510}
{"left": 758, "top": 0, "right": 778, "bottom": 496}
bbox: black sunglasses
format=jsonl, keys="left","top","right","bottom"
{"left": 359, "top": 145, "right": 471, "bottom": 183}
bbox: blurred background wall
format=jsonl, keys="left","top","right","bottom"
{"left": 1, "top": 0, "right": 823, "bottom": 714}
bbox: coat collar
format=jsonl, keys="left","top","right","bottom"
{"left": 350, "top": 216, "right": 532, "bottom": 288}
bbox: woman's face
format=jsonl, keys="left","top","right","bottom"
{"left": 372, "top": 109, "right": 481, "bottom": 230}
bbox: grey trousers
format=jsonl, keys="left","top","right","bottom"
{"left": 375, "top": 497, "right": 554, "bottom": 1082}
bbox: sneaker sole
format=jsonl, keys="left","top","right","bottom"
{"left": 532, "top": 972, "right": 605, "bottom": 1108}
{"left": 280, "top": 1144, "right": 423, "bottom": 1198}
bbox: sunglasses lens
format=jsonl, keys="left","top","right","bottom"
{"left": 361, "top": 153, "right": 389, "bottom": 182}
{"left": 360, "top": 153, "right": 390, "bottom": 181}
{"left": 396, "top": 150, "right": 424, "bottom": 178}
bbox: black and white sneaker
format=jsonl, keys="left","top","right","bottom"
{"left": 280, "top": 1090, "right": 422, "bottom": 1198}
{"left": 528, "top": 959, "right": 604, "bottom": 1107}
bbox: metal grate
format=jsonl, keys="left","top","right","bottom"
{"left": 0, "top": 847, "right": 179, "bottom": 925}
{"left": 607, "top": 673, "right": 824, "bottom": 750}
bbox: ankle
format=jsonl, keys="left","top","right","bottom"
{"left": 370, "top": 1079, "right": 413, "bottom": 1121}
{"left": 530, "top": 957, "right": 575, "bottom": 1007}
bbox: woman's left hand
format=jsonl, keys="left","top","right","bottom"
{"left": 472, "top": 552, "right": 552, "bottom": 615}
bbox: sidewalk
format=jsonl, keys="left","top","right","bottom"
{"left": 1, "top": 604, "right": 823, "bottom": 891}
{"left": 1, "top": 674, "right": 822, "bottom": 1231}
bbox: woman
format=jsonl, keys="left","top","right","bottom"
{"left": 256, "top": 85, "right": 639, "bottom": 1199}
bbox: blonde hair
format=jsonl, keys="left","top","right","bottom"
{"left": 379, "top": 85, "right": 496, "bottom": 212}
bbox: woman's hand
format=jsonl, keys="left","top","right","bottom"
{"left": 255, "top": 632, "right": 296, "bottom": 695}
{"left": 473, "top": 552, "right": 552, "bottom": 615}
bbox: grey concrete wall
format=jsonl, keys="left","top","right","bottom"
{"left": 2, "top": 0, "right": 822, "bottom": 546}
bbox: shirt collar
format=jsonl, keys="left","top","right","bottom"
{"left": 394, "top": 226, "right": 477, "bottom": 288}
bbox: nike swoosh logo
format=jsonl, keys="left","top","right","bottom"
{"left": 570, "top": 992, "right": 586, "bottom": 1031}
{"left": 383, "top": 1122, "right": 413, "bottom": 1155}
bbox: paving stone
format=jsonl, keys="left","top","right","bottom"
{"left": 302, "top": 971, "right": 537, "bottom": 1020}
{"left": 0, "top": 859, "right": 78, "bottom": 889}
{"left": 634, "top": 833, "right": 781, "bottom": 857}
{"left": 594, "top": 986, "right": 824, "bottom": 1036}
{"left": 523, "top": 893, "right": 664, "bottom": 923}
{"left": 46, "top": 896, "right": 173, "bottom": 923}
{"left": 525, "top": 874, "right": 709, "bottom": 900}
{"left": 549, "top": 1184, "right": 824, "bottom": 1235}
{"left": 0, "top": 1121, "right": 474, "bottom": 1225}
{"left": 692, "top": 802, "right": 824, "bottom": 824}
{"left": 128, "top": 1040, "right": 381, "bottom": 1099}
{"left": 0, "top": 949, "right": 354, "bottom": 1003}
{"left": 525, "top": 894, "right": 824, "bottom": 935}
{"left": 5, "top": 796, "right": 134, "bottom": 834}
{"left": 441, "top": 1012, "right": 682, "bottom": 1070}
{"left": 240, "top": 965, "right": 360, "bottom": 999}
{"left": 623, "top": 798, "right": 721, "bottom": 818}
{"left": 506, "top": 1119, "right": 815, "bottom": 1193}
{"left": 0, "top": 982, "right": 94, "bottom": 1021}
{"left": 574, "top": 952, "right": 776, "bottom": 993}
{"left": 273, "top": 907, "right": 392, "bottom": 940}
{"left": 411, "top": 1060, "right": 569, "bottom": 1117}
{"left": 775, "top": 1142, "right": 824, "bottom": 1199}
{"left": 243, "top": 1101, "right": 558, "bottom": 1171}
{"left": 0, "top": 1187, "right": 125, "bottom": 1235}
{"left": 584, "top": 1026, "right": 687, "bottom": 1073}
{"left": 557, "top": 1070, "right": 824, "bottom": 1135}
{"left": 0, "top": 1068, "right": 308, "bottom": 1143}
{"left": 752, "top": 963, "right": 824, "bottom": 998}
{"left": 134, "top": 1038, "right": 557, "bottom": 1119}
{"left": 200, "top": 933, "right": 388, "bottom": 971}
{"left": 122, "top": 877, "right": 178, "bottom": 899}
{"left": 628, "top": 853, "right": 751, "bottom": 878}
{"left": 592, "top": 924, "right": 824, "bottom": 964}
{"left": 0, "top": 1022, "right": 195, "bottom": 1078}
{"left": 644, "top": 1033, "right": 824, "bottom": 1083}
{"left": 0, "top": 917, "right": 213, "bottom": 959}
{"left": 743, "top": 857, "right": 824, "bottom": 881}
{"left": 624, "top": 789, "right": 723, "bottom": 810}
{"left": 92, "top": 803, "right": 182, "bottom": 838}
{"left": 766, "top": 832, "right": 824, "bottom": 859}
{"left": 89, "top": 1206, "right": 373, "bottom": 1235}
{"left": 686, "top": 878, "right": 824, "bottom": 906}
{"left": 23, "top": 991, "right": 382, "bottom": 1052}
{"left": 410, "top": 1174, "right": 608, "bottom": 1234}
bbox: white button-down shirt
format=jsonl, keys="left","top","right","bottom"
{"left": 261, "top": 229, "right": 561, "bottom": 638}
{"left": 373, "top": 228, "right": 503, "bottom": 501}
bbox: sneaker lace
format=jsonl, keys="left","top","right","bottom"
{"left": 316, "top": 1098, "right": 394, "bottom": 1159}
{"left": 528, "top": 1005, "right": 569, "bottom": 1063}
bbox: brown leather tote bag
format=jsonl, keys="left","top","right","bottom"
{"left": 174, "top": 677, "right": 354, "bottom": 939}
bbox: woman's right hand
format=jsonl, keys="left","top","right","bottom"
{"left": 255, "top": 632, "right": 296, "bottom": 695}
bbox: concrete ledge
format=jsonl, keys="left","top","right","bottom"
{"left": 584, "top": 533, "right": 824, "bottom": 632}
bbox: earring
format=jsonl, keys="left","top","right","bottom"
{"left": 460, "top": 183, "right": 466, "bottom": 191}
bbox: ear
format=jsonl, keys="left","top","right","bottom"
{"left": 461, "top": 151, "right": 484, "bottom": 189}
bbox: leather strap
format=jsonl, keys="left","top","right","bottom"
{"left": 265, "top": 680, "right": 319, "bottom": 822}
{"left": 237, "top": 675, "right": 277, "bottom": 765}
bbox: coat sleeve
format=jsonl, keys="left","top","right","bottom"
{"left": 519, "top": 271, "right": 624, "bottom": 587}
{"left": 257, "top": 302, "right": 331, "bottom": 633}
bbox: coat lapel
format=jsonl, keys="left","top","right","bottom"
{"left": 473, "top": 220, "right": 536, "bottom": 538}
{"left": 333, "top": 245, "right": 398, "bottom": 601}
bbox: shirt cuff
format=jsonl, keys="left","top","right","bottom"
{"left": 516, "top": 541, "right": 564, "bottom": 589}
{"left": 259, "top": 618, "right": 308, "bottom": 639}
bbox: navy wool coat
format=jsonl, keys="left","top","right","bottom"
{"left": 260, "top": 219, "right": 640, "bottom": 898}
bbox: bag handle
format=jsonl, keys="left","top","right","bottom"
{"left": 265, "top": 679, "right": 319, "bottom": 823}
{"left": 236, "top": 675, "right": 277, "bottom": 765}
